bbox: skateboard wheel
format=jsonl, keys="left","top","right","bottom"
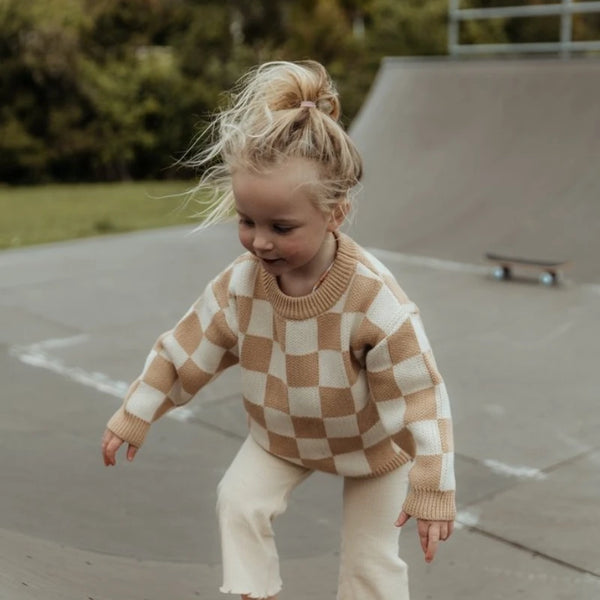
{"left": 493, "top": 266, "right": 509, "bottom": 280}
{"left": 539, "top": 272, "right": 555, "bottom": 286}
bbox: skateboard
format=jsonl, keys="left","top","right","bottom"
{"left": 485, "top": 252, "right": 571, "bottom": 286}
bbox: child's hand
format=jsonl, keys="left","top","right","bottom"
{"left": 102, "top": 428, "right": 138, "bottom": 466}
{"left": 395, "top": 511, "right": 454, "bottom": 563}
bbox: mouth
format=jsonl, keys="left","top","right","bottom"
{"left": 258, "top": 256, "right": 283, "bottom": 265}
{"left": 258, "top": 257, "right": 286, "bottom": 271}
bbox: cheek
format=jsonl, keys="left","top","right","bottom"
{"left": 277, "top": 236, "right": 304, "bottom": 258}
{"left": 238, "top": 228, "right": 253, "bottom": 253}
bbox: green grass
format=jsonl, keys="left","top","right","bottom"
{"left": 0, "top": 181, "right": 203, "bottom": 249}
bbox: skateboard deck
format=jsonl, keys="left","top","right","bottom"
{"left": 485, "top": 252, "right": 571, "bottom": 285}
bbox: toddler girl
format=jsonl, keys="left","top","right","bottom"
{"left": 102, "top": 60, "right": 455, "bottom": 600}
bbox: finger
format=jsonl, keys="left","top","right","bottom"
{"left": 103, "top": 447, "right": 113, "bottom": 467}
{"left": 418, "top": 521, "right": 430, "bottom": 554}
{"left": 101, "top": 430, "right": 111, "bottom": 455}
{"left": 105, "top": 437, "right": 122, "bottom": 466}
{"left": 439, "top": 521, "right": 449, "bottom": 541}
{"left": 425, "top": 526, "right": 440, "bottom": 563}
{"left": 102, "top": 430, "right": 117, "bottom": 465}
{"left": 126, "top": 445, "right": 138, "bottom": 462}
{"left": 102, "top": 437, "right": 111, "bottom": 466}
{"left": 395, "top": 511, "right": 410, "bottom": 527}
{"left": 103, "top": 441, "right": 114, "bottom": 466}
{"left": 448, "top": 521, "right": 455, "bottom": 538}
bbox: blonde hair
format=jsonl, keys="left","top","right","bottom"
{"left": 182, "top": 60, "right": 363, "bottom": 227}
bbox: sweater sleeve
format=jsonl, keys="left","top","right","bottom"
{"left": 366, "top": 306, "right": 456, "bottom": 521}
{"left": 106, "top": 267, "right": 239, "bottom": 448}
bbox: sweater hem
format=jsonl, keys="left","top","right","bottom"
{"left": 360, "top": 449, "right": 413, "bottom": 479}
{"left": 257, "top": 438, "right": 413, "bottom": 480}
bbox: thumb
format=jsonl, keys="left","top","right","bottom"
{"left": 126, "top": 445, "right": 138, "bottom": 462}
{"left": 395, "top": 511, "right": 411, "bottom": 528}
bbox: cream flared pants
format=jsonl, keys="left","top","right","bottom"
{"left": 216, "top": 436, "right": 410, "bottom": 599}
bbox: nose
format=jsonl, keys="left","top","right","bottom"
{"left": 252, "top": 229, "right": 274, "bottom": 252}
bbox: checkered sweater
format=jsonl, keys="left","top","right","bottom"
{"left": 107, "top": 232, "right": 455, "bottom": 520}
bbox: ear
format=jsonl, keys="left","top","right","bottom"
{"left": 327, "top": 201, "right": 349, "bottom": 231}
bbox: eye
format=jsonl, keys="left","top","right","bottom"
{"left": 273, "top": 224, "right": 295, "bottom": 234}
{"left": 238, "top": 217, "right": 253, "bottom": 227}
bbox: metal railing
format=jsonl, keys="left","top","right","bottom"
{"left": 448, "top": 0, "right": 600, "bottom": 57}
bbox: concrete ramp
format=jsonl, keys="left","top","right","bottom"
{"left": 350, "top": 58, "right": 600, "bottom": 283}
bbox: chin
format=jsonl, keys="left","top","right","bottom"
{"left": 259, "top": 258, "right": 286, "bottom": 272}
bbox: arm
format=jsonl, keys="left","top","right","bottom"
{"left": 366, "top": 307, "right": 455, "bottom": 560}
{"left": 104, "top": 268, "right": 239, "bottom": 456}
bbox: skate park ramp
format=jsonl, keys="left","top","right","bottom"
{"left": 349, "top": 57, "right": 600, "bottom": 284}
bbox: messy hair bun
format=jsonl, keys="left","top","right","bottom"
{"left": 261, "top": 62, "right": 340, "bottom": 120}
{"left": 183, "top": 60, "right": 363, "bottom": 227}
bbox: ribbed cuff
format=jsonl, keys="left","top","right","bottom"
{"left": 402, "top": 489, "right": 456, "bottom": 521}
{"left": 107, "top": 406, "right": 150, "bottom": 449}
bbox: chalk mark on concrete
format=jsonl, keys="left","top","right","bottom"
{"left": 10, "top": 335, "right": 128, "bottom": 398}
{"left": 483, "top": 459, "right": 547, "bottom": 481}
{"left": 9, "top": 335, "right": 198, "bottom": 423}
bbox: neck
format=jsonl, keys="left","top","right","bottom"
{"left": 278, "top": 232, "right": 337, "bottom": 297}
{"left": 259, "top": 231, "right": 357, "bottom": 319}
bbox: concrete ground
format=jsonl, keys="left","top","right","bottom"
{"left": 1, "top": 222, "right": 599, "bottom": 599}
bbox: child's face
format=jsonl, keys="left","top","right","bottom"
{"left": 233, "top": 158, "right": 341, "bottom": 280}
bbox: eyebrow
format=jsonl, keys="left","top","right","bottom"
{"left": 235, "top": 209, "right": 299, "bottom": 225}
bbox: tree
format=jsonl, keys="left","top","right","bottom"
{"left": 2, "top": 0, "right": 599, "bottom": 183}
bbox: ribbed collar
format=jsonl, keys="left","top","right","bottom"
{"left": 259, "top": 231, "right": 358, "bottom": 320}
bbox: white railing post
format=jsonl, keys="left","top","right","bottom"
{"left": 448, "top": 0, "right": 460, "bottom": 56}
{"left": 561, "top": 0, "right": 573, "bottom": 58}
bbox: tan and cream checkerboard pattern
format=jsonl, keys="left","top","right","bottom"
{"left": 107, "top": 233, "right": 455, "bottom": 520}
